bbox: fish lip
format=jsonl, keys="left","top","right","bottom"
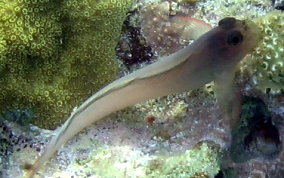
{"left": 244, "top": 20, "right": 261, "bottom": 51}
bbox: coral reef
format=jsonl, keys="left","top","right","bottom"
{"left": 3, "top": 110, "right": 224, "bottom": 177}
{"left": 194, "top": 0, "right": 272, "bottom": 22}
{"left": 146, "top": 142, "right": 220, "bottom": 177}
{"left": 0, "top": 0, "right": 63, "bottom": 67}
{"left": 0, "top": 110, "right": 44, "bottom": 177}
{"left": 1, "top": 0, "right": 284, "bottom": 177}
{"left": 275, "top": 1, "right": 284, "bottom": 10}
{"left": 50, "top": 141, "right": 219, "bottom": 178}
{"left": 0, "top": 0, "right": 133, "bottom": 129}
{"left": 68, "top": 141, "right": 220, "bottom": 178}
{"left": 140, "top": 1, "right": 211, "bottom": 56}
{"left": 230, "top": 96, "right": 281, "bottom": 163}
{"left": 192, "top": 0, "right": 284, "bottom": 94}
{"left": 248, "top": 11, "right": 284, "bottom": 93}
{"left": 177, "top": 0, "right": 200, "bottom": 5}
{"left": 0, "top": 109, "right": 34, "bottom": 126}
{"left": 219, "top": 95, "right": 284, "bottom": 177}
{"left": 0, "top": 120, "right": 39, "bottom": 158}
{"left": 116, "top": 10, "right": 155, "bottom": 68}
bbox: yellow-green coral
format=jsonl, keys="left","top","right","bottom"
{"left": 0, "top": 0, "right": 133, "bottom": 129}
{"left": 248, "top": 11, "right": 284, "bottom": 93}
{"left": 0, "top": 0, "right": 62, "bottom": 69}
{"left": 146, "top": 142, "right": 220, "bottom": 178}
{"left": 69, "top": 142, "right": 219, "bottom": 177}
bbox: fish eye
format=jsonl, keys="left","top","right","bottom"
{"left": 227, "top": 31, "right": 243, "bottom": 46}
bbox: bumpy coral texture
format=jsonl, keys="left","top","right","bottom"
{"left": 0, "top": 0, "right": 132, "bottom": 129}
{"left": 69, "top": 142, "right": 219, "bottom": 177}
{"left": 249, "top": 11, "right": 284, "bottom": 93}
{"left": 194, "top": 0, "right": 271, "bottom": 21}
{"left": 147, "top": 142, "right": 220, "bottom": 177}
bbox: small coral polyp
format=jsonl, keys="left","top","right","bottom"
{"left": 250, "top": 11, "right": 284, "bottom": 93}
{"left": 0, "top": 0, "right": 133, "bottom": 129}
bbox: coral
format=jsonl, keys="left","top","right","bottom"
{"left": 1, "top": 0, "right": 284, "bottom": 177}
{"left": 0, "top": 137, "right": 13, "bottom": 175}
{"left": 116, "top": 0, "right": 211, "bottom": 69}
{"left": 0, "top": 0, "right": 63, "bottom": 68}
{"left": 194, "top": 0, "right": 271, "bottom": 23}
{"left": 82, "top": 145, "right": 148, "bottom": 177}
{"left": 275, "top": 1, "right": 284, "bottom": 10}
{"left": 0, "top": 109, "right": 34, "bottom": 126}
{"left": 0, "top": 0, "right": 133, "bottom": 129}
{"left": 63, "top": 142, "right": 219, "bottom": 177}
{"left": 230, "top": 96, "right": 281, "bottom": 163}
{"left": 177, "top": 0, "right": 200, "bottom": 5}
{"left": 215, "top": 168, "right": 239, "bottom": 178}
{"left": 0, "top": 109, "right": 44, "bottom": 156}
{"left": 0, "top": 120, "right": 42, "bottom": 177}
{"left": 135, "top": 93, "right": 189, "bottom": 122}
{"left": 0, "top": 109, "right": 53, "bottom": 177}
{"left": 190, "top": 0, "right": 284, "bottom": 94}
{"left": 220, "top": 95, "right": 284, "bottom": 178}
{"left": 247, "top": 11, "right": 284, "bottom": 93}
{"left": 146, "top": 142, "right": 220, "bottom": 177}
{"left": 116, "top": 10, "right": 155, "bottom": 68}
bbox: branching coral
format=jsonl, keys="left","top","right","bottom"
{"left": 0, "top": 0, "right": 133, "bottom": 129}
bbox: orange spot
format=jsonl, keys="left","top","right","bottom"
{"left": 146, "top": 115, "right": 156, "bottom": 124}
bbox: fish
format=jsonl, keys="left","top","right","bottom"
{"left": 25, "top": 17, "right": 259, "bottom": 177}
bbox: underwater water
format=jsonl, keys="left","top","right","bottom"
{"left": 0, "top": 0, "right": 284, "bottom": 177}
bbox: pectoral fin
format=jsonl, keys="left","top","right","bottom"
{"left": 214, "top": 68, "right": 241, "bottom": 128}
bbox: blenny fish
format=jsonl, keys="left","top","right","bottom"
{"left": 25, "top": 17, "right": 259, "bottom": 177}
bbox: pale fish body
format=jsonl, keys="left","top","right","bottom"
{"left": 25, "top": 17, "right": 259, "bottom": 177}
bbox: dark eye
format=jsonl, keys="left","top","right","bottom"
{"left": 227, "top": 31, "right": 243, "bottom": 46}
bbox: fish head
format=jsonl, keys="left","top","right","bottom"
{"left": 206, "top": 17, "right": 260, "bottom": 72}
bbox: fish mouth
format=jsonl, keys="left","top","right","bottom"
{"left": 243, "top": 20, "right": 260, "bottom": 51}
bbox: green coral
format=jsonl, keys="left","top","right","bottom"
{"left": 0, "top": 0, "right": 62, "bottom": 63}
{"left": 248, "top": 11, "right": 284, "bottom": 93}
{"left": 0, "top": 0, "right": 133, "bottom": 129}
{"left": 146, "top": 142, "right": 220, "bottom": 178}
